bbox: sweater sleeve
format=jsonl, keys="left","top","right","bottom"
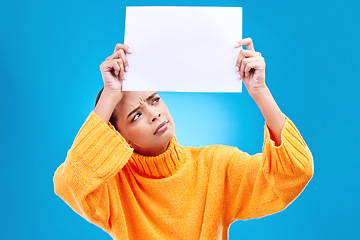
{"left": 225, "top": 116, "right": 314, "bottom": 222}
{"left": 53, "top": 111, "right": 133, "bottom": 230}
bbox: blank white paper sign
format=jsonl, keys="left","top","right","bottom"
{"left": 123, "top": 6, "right": 242, "bottom": 92}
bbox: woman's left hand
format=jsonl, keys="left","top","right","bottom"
{"left": 234, "top": 38, "right": 266, "bottom": 97}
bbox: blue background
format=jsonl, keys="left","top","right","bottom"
{"left": 1, "top": 0, "right": 359, "bottom": 239}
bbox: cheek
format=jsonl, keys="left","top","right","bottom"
{"left": 124, "top": 122, "right": 151, "bottom": 141}
{"left": 115, "top": 120, "right": 136, "bottom": 140}
{"left": 163, "top": 107, "right": 173, "bottom": 122}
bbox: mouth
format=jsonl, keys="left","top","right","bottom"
{"left": 154, "top": 120, "right": 169, "bottom": 135}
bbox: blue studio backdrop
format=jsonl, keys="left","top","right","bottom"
{"left": 1, "top": 0, "right": 359, "bottom": 239}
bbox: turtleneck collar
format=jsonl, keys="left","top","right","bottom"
{"left": 128, "top": 137, "right": 184, "bottom": 178}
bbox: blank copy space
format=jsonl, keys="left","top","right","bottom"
{"left": 124, "top": 6, "right": 242, "bottom": 92}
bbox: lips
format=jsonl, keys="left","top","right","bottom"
{"left": 154, "top": 120, "right": 169, "bottom": 135}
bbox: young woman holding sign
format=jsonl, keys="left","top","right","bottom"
{"left": 54, "top": 38, "right": 313, "bottom": 240}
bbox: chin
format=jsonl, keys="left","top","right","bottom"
{"left": 155, "top": 130, "right": 174, "bottom": 147}
{"left": 158, "top": 131, "right": 174, "bottom": 144}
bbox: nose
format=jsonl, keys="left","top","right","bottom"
{"left": 151, "top": 113, "right": 161, "bottom": 122}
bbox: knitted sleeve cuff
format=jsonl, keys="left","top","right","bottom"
{"left": 66, "top": 111, "right": 133, "bottom": 181}
{"left": 262, "top": 116, "right": 314, "bottom": 176}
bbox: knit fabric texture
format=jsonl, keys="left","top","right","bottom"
{"left": 53, "top": 111, "right": 313, "bottom": 240}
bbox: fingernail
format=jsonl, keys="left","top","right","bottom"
{"left": 234, "top": 42, "right": 240, "bottom": 48}
{"left": 122, "top": 75, "right": 126, "bottom": 80}
{"left": 125, "top": 66, "right": 129, "bottom": 72}
{"left": 235, "top": 66, "right": 239, "bottom": 72}
{"left": 127, "top": 48, "right": 133, "bottom": 53}
{"left": 245, "top": 73, "right": 248, "bottom": 77}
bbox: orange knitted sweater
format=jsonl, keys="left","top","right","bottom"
{"left": 53, "top": 112, "right": 313, "bottom": 240}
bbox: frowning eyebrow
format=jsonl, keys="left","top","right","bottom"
{"left": 126, "top": 92, "right": 158, "bottom": 119}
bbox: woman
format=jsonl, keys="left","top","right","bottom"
{"left": 53, "top": 38, "right": 313, "bottom": 239}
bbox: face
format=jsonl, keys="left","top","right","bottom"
{"left": 113, "top": 91, "right": 175, "bottom": 156}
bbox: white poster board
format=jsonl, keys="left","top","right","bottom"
{"left": 123, "top": 6, "right": 242, "bottom": 92}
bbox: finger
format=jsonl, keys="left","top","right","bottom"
{"left": 113, "top": 60, "right": 121, "bottom": 76}
{"left": 239, "top": 56, "right": 262, "bottom": 78}
{"left": 106, "top": 50, "right": 122, "bottom": 61}
{"left": 106, "top": 48, "right": 130, "bottom": 72}
{"left": 114, "top": 43, "right": 133, "bottom": 54}
{"left": 115, "top": 59, "right": 125, "bottom": 80}
{"left": 236, "top": 50, "right": 261, "bottom": 73}
{"left": 244, "top": 59, "right": 265, "bottom": 77}
{"left": 236, "top": 50, "right": 261, "bottom": 70}
{"left": 234, "top": 38, "right": 255, "bottom": 51}
{"left": 117, "top": 49, "right": 129, "bottom": 72}
{"left": 100, "top": 60, "right": 120, "bottom": 75}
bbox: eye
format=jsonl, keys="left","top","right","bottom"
{"left": 131, "top": 112, "right": 141, "bottom": 122}
{"left": 152, "top": 97, "right": 160, "bottom": 105}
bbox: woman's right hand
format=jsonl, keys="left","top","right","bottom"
{"left": 94, "top": 44, "right": 132, "bottom": 123}
{"left": 100, "top": 43, "right": 132, "bottom": 96}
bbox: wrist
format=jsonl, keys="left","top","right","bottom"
{"left": 249, "top": 85, "right": 270, "bottom": 100}
{"left": 102, "top": 88, "right": 123, "bottom": 103}
{"left": 94, "top": 89, "right": 122, "bottom": 123}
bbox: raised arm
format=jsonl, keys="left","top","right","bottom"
{"left": 234, "top": 38, "right": 285, "bottom": 146}
{"left": 224, "top": 38, "right": 314, "bottom": 221}
{"left": 53, "top": 44, "right": 133, "bottom": 230}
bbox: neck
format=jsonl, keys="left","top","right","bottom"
{"left": 133, "top": 142, "right": 170, "bottom": 156}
